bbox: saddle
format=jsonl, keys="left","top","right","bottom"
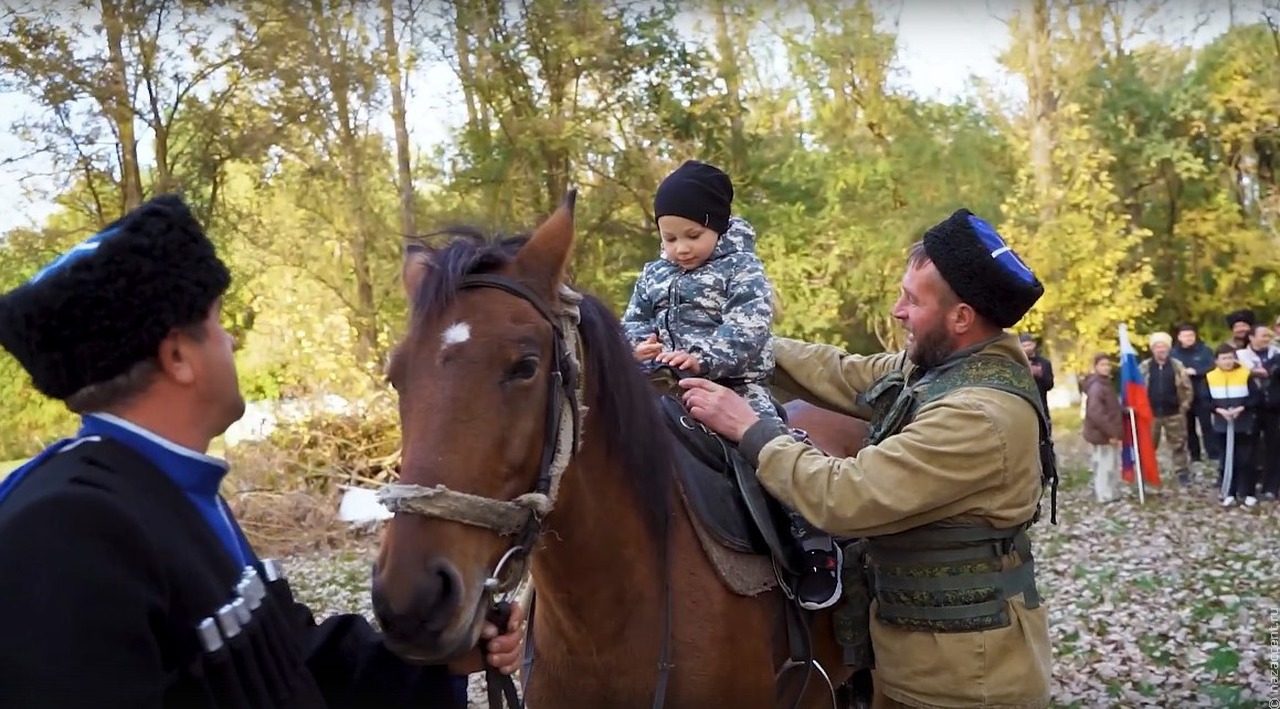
{"left": 647, "top": 365, "right": 801, "bottom": 576}
{"left": 646, "top": 365, "right": 878, "bottom": 698}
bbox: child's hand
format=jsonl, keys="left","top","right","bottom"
{"left": 657, "top": 349, "right": 701, "bottom": 374}
{"left": 634, "top": 334, "right": 663, "bottom": 362}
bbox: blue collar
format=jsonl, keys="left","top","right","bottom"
{"left": 78, "top": 414, "right": 229, "bottom": 495}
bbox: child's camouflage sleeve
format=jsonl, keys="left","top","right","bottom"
{"left": 687, "top": 254, "right": 775, "bottom": 382}
{"left": 619, "top": 263, "right": 657, "bottom": 345}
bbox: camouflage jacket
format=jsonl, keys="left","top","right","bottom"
{"left": 620, "top": 216, "right": 775, "bottom": 384}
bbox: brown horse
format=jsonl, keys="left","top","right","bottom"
{"left": 783, "top": 400, "right": 871, "bottom": 459}
{"left": 370, "top": 195, "right": 874, "bottom": 708}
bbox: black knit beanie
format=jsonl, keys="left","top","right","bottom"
{"left": 653, "top": 160, "right": 734, "bottom": 235}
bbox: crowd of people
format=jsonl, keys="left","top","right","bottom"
{"left": 1075, "top": 311, "right": 1280, "bottom": 508}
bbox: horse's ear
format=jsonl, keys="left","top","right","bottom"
{"left": 402, "top": 242, "right": 431, "bottom": 301}
{"left": 515, "top": 189, "right": 577, "bottom": 290}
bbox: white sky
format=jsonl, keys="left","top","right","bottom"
{"left": 0, "top": 0, "right": 1251, "bottom": 234}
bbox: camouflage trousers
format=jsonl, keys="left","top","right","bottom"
{"left": 737, "top": 381, "right": 785, "bottom": 426}
{"left": 1151, "top": 414, "right": 1190, "bottom": 475}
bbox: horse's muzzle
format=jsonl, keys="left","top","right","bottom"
{"left": 371, "top": 557, "right": 475, "bottom": 659}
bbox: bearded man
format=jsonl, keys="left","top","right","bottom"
{"left": 679, "top": 208, "right": 1056, "bottom": 709}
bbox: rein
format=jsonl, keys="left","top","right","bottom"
{"left": 377, "top": 274, "right": 673, "bottom": 709}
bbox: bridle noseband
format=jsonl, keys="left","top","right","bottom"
{"left": 377, "top": 273, "right": 585, "bottom": 709}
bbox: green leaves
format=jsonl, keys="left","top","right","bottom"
{"left": 0, "top": 1, "right": 1276, "bottom": 458}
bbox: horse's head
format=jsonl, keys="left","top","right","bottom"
{"left": 371, "top": 193, "right": 580, "bottom": 662}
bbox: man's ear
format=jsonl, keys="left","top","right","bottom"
{"left": 155, "top": 329, "right": 197, "bottom": 385}
{"left": 951, "top": 302, "right": 979, "bottom": 335}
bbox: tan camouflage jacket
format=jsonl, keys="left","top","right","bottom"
{"left": 756, "top": 333, "right": 1051, "bottom": 709}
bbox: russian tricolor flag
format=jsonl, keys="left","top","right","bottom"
{"left": 1118, "top": 324, "right": 1162, "bottom": 488}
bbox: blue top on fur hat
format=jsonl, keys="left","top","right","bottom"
{"left": 28, "top": 226, "right": 123, "bottom": 284}
{"left": 922, "top": 208, "right": 1043, "bottom": 328}
{"left": 966, "top": 214, "right": 1038, "bottom": 287}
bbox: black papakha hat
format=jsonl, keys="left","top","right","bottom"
{"left": 1224, "top": 309, "right": 1255, "bottom": 329}
{"left": 653, "top": 159, "right": 734, "bottom": 236}
{"left": 0, "top": 194, "right": 231, "bottom": 401}
{"left": 923, "top": 208, "right": 1044, "bottom": 329}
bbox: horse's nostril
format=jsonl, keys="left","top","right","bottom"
{"left": 419, "top": 559, "right": 461, "bottom": 633}
{"left": 369, "top": 557, "right": 466, "bottom": 645}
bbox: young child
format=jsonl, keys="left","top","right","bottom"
{"left": 1205, "top": 343, "right": 1263, "bottom": 507}
{"left": 620, "top": 159, "right": 842, "bottom": 610}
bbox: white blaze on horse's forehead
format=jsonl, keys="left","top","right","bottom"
{"left": 440, "top": 321, "right": 472, "bottom": 351}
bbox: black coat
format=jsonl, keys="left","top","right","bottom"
{"left": 0, "top": 438, "right": 463, "bottom": 709}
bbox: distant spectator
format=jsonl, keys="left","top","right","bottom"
{"left": 1225, "top": 309, "right": 1256, "bottom": 350}
{"left": 1237, "top": 324, "right": 1280, "bottom": 500}
{"left": 1140, "top": 332, "right": 1194, "bottom": 485}
{"left": 1082, "top": 353, "right": 1124, "bottom": 504}
{"left": 1019, "top": 333, "right": 1054, "bottom": 415}
{"left": 1206, "top": 344, "right": 1262, "bottom": 507}
{"left": 1171, "top": 323, "right": 1220, "bottom": 465}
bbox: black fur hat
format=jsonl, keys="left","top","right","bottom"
{"left": 0, "top": 194, "right": 230, "bottom": 401}
{"left": 923, "top": 208, "right": 1044, "bottom": 329}
{"left": 1224, "top": 309, "right": 1255, "bottom": 329}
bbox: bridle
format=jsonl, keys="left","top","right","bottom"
{"left": 376, "top": 273, "right": 586, "bottom": 709}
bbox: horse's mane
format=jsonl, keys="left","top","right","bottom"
{"left": 411, "top": 228, "right": 674, "bottom": 547}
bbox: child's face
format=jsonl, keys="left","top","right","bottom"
{"left": 1094, "top": 359, "right": 1113, "bottom": 377}
{"left": 657, "top": 215, "right": 718, "bottom": 271}
{"left": 1216, "top": 352, "right": 1238, "bottom": 369}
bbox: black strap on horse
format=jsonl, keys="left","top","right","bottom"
{"left": 481, "top": 601, "right": 523, "bottom": 709}
{"left": 646, "top": 362, "right": 822, "bottom": 709}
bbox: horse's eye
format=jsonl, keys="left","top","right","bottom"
{"left": 506, "top": 356, "right": 540, "bottom": 382}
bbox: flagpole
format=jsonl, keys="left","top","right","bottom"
{"left": 1128, "top": 406, "right": 1145, "bottom": 505}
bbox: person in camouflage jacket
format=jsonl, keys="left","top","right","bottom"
{"left": 621, "top": 161, "right": 778, "bottom": 422}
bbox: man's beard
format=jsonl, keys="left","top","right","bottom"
{"left": 907, "top": 321, "right": 954, "bottom": 370}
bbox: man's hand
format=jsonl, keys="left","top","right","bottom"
{"left": 1030, "top": 362, "right": 1043, "bottom": 377}
{"left": 634, "top": 334, "right": 663, "bottom": 362}
{"left": 1185, "top": 367, "right": 1197, "bottom": 376}
{"left": 677, "top": 378, "right": 759, "bottom": 442}
{"left": 657, "top": 349, "right": 702, "bottom": 374}
{"left": 1252, "top": 366, "right": 1269, "bottom": 378}
{"left": 446, "top": 602, "right": 526, "bottom": 675}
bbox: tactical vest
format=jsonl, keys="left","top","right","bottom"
{"left": 836, "top": 350, "right": 1059, "bottom": 645}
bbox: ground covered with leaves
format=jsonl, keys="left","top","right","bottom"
{"left": 281, "top": 440, "right": 1280, "bottom": 708}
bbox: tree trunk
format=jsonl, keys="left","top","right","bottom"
{"left": 382, "top": 0, "right": 416, "bottom": 238}
{"left": 713, "top": 2, "right": 747, "bottom": 176}
{"left": 314, "top": 0, "right": 379, "bottom": 363}
{"left": 453, "top": 0, "right": 483, "bottom": 137}
{"left": 100, "top": 0, "right": 143, "bottom": 211}
{"left": 1024, "top": 0, "right": 1057, "bottom": 226}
